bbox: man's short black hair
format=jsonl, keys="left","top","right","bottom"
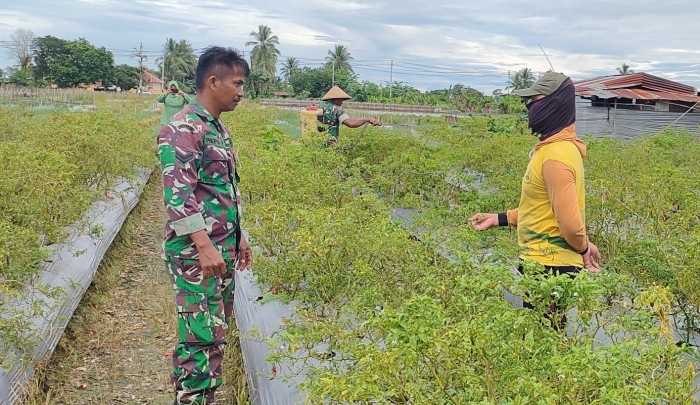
{"left": 195, "top": 46, "right": 250, "bottom": 91}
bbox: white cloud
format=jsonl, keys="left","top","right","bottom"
{"left": 1, "top": 0, "right": 699, "bottom": 91}
{"left": 0, "top": 10, "right": 53, "bottom": 35}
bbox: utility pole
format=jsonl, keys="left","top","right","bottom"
{"left": 132, "top": 43, "right": 147, "bottom": 94}
{"left": 332, "top": 60, "right": 335, "bottom": 87}
{"left": 161, "top": 52, "right": 165, "bottom": 91}
{"left": 389, "top": 60, "right": 394, "bottom": 101}
{"left": 507, "top": 69, "right": 511, "bottom": 93}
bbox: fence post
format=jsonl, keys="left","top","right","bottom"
{"left": 613, "top": 100, "right": 617, "bottom": 137}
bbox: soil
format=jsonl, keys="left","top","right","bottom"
{"left": 24, "top": 175, "right": 248, "bottom": 405}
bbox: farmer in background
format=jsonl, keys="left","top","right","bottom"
{"left": 317, "top": 85, "right": 380, "bottom": 147}
{"left": 469, "top": 72, "right": 602, "bottom": 330}
{"left": 157, "top": 47, "right": 253, "bottom": 405}
{"left": 158, "top": 80, "right": 194, "bottom": 126}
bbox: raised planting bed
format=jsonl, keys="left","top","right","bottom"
{"left": 223, "top": 106, "right": 700, "bottom": 404}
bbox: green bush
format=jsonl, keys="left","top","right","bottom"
{"left": 0, "top": 107, "right": 155, "bottom": 367}
{"left": 223, "top": 106, "right": 700, "bottom": 403}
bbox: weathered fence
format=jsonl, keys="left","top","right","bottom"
{"left": 575, "top": 100, "right": 700, "bottom": 139}
{"left": 260, "top": 98, "right": 458, "bottom": 115}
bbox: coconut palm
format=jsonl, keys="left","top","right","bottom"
{"left": 246, "top": 25, "right": 281, "bottom": 77}
{"left": 157, "top": 38, "right": 197, "bottom": 83}
{"left": 325, "top": 45, "right": 354, "bottom": 73}
{"left": 616, "top": 63, "right": 634, "bottom": 75}
{"left": 280, "top": 57, "right": 299, "bottom": 81}
{"left": 506, "top": 68, "right": 536, "bottom": 92}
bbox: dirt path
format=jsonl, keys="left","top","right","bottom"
{"left": 25, "top": 175, "right": 248, "bottom": 405}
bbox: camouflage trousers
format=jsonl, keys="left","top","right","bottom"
{"left": 165, "top": 256, "right": 236, "bottom": 405}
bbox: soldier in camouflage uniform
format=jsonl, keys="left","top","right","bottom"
{"left": 157, "top": 46, "right": 253, "bottom": 405}
{"left": 317, "top": 85, "right": 380, "bottom": 147}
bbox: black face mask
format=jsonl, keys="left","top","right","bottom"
{"left": 171, "top": 88, "right": 178, "bottom": 93}
{"left": 527, "top": 78, "right": 576, "bottom": 141}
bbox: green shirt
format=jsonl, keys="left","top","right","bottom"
{"left": 158, "top": 92, "right": 195, "bottom": 126}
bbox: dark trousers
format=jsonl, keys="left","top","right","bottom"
{"left": 518, "top": 263, "right": 581, "bottom": 331}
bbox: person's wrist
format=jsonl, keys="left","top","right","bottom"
{"left": 194, "top": 239, "right": 213, "bottom": 250}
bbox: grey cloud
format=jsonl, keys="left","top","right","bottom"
{"left": 1, "top": 0, "right": 699, "bottom": 91}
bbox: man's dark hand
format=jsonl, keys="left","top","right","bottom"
{"left": 368, "top": 118, "right": 380, "bottom": 126}
{"left": 191, "top": 230, "right": 226, "bottom": 278}
{"left": 198, "top": 243, "right": 227, "bottom": 278}
{"left": 237, "top": 235, "right": 253, "bottom": 271}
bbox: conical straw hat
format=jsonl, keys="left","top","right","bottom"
{"left": 322, "top": 85, "right": 352, "bottom": 101}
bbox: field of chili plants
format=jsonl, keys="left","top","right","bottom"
{"left": 0, "top": 106, "right": 155, "bottom": 367}
{"left": 225, "top": 105, "right": 700, "bottom": 404}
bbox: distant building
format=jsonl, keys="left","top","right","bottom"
{"left": 575, "top": 73, "right": 700, "bottom": 113}
{"left": 274, "top": 91, "right": 292, "bottom": 98}
{"left": 143, "top": 72, "right": 163, "bottom": 93}
{"left": 573, "top": 73, "right": 700, "bottom": 138}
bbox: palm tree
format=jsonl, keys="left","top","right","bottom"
{"left": 280, "top": 57, "right": 299, "bottom": 81}
{"left": 246, "top": 25, "right": 281, "bottom": 76}
{"left": 157, "top": 38, "right": 197, "bottom": 84}
{"left": 506, "top": 68, "right": 536, "bottom": 92}
{"left": 244, "top": 70, "right": 272, "bottom": 98}
{"left": 616, "top": 63, "right": 634, "bottom": 75}
{"left": 325, "top": 45, "right": 354, "bottom": 73}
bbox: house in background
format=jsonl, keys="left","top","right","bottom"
{"left": 143, "top": 72, "right": 163, "bottom": 93}
{"left": 575, "top": 73, "right": 700, "bottom": 113}
{"left": 572, "top": 73, "right": 700, "bottom": 138}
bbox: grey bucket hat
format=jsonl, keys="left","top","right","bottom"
{"left": 513, "top": 72, "right": 569, "bottom": 97}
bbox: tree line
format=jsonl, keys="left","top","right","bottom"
{"left": 1, "top": 29, "right": 199, "bottom": 92}
{"left": 2, "top": 27, "right": 636, "bottom": 113}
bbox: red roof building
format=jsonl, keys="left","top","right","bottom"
{"left": 575, "top": 73, "right": 700, "bottom": 113}
{"left": 143, "top": 71, "right": 163, "bottom": 92}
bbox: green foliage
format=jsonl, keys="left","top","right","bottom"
{"left": 246, "top": 25, "right": 281, "bottom": 77}
{"left": 280, "top": 57, "right": 300, "bottom": 82}
{"left": 221, "top": 105, "right": 700, "bottom": 403}
{"left": 617, "top": 63, "right": 634, "bottom": 75}
{"left": 325, "top": 45, "right": 354, "bottom": 74}
{"left": 506, "top": 67, "right": 536, "bottom": 92}
{"left": 497, "top": 94, "right": 527, "bottom": 114}
{"left": 262, "top": 125, "right": 284, "bottom": 150}
{"left": 0, "top": 106, "right": 155, "bottom": 367}
{"left": 156, "top": 38, "right": 197, "bottom": 85}
{"left": 288, "top": 66, "right": 355, "bottom": 99}
{"left": 245, "top": 70, "right": 286, "bottom": 99}
{"left": 32, "top": 36, "right": 115, "bottom": 87}
{"left": 8, "top": 67, "right": 33, "bottom": 86}
{"left": 113, "top": 64, "right": 140, "bottom": 90}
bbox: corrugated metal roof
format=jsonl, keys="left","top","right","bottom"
{"left": 577, "top": 88, "right": 700, "bottom": 102}
{"left": 604, "top": 73, "right": 695, "bottom": 94}
{"left": 574, "top": 73, "right": 700, "bottom": 102}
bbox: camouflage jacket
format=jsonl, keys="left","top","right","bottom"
{"left": 157, "top": 102, "right": 242, "bottom": 261}
{"left": 317, "top": 100, "right": 349, "bottom": 138}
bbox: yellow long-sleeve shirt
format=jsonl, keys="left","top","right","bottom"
{"left": 500, "top": 125, "right": 588, "bottom": 267}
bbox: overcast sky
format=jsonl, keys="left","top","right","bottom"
{"left": 1, "top": 0, "right": 698, "bottom": 92}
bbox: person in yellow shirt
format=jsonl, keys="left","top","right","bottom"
{"left": 470, "top": 72, "right": 601, "bottom": 328}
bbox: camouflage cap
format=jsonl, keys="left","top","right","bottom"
{"left": 513, "top": 72, "right": 569, "bottom": 97}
